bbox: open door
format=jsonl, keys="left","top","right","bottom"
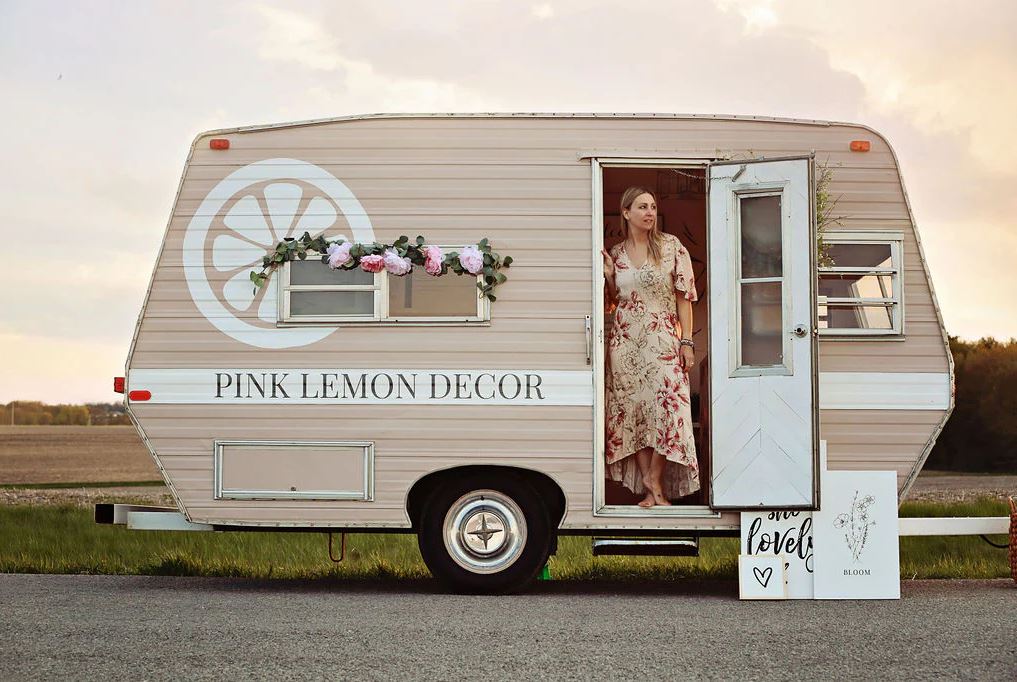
{"left": 707, "top": 157, "right": 819, "bottom": 509}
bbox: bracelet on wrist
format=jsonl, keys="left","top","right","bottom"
{"left": 679, "top": 338, "right": 694, "bottom": 348}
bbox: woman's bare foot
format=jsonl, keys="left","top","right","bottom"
{"left": 642, "top": 472, "right": 655, "bottom": 492}
{"left": 652, "top": 489, "right": 672, "bottom": 506}
{"left": 638, "top": 492, "right": 656, "bottom": 508}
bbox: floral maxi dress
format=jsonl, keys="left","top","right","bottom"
{"left": 606, "top": 233, "right": 701, "bottom": 500}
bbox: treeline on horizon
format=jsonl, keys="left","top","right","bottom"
{"left": 930, "top": 336, "right": 1016, "bottom": 473}
{"left": 0, "top": 402, "right": 130, "bottom": 426}
{"left": 1, "top": 336, "right": 1013, "bottom": 472}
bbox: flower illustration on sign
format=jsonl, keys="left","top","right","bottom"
{"left": 833, "top": 490, "right": 877, "bottom": 563}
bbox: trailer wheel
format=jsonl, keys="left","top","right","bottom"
{"left": 417, "top": 476, "right": 551, "bottom": 594}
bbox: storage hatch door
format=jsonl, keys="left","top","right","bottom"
{"left": 707, "top": 157, "right": 818, "bottom": 509}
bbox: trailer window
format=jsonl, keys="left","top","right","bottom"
{"left": 279, "top": 255, "right": 486, "bottom": 324}
{"left": 281, "top": 260, "right": 381, "bottom": 321}
{"left": 387, "top": 267, "right": 484, "bottom": 320}
{"left": 818, "top": 235, "right": 903, "bottom": 336}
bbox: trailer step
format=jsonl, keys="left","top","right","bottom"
{"left": 94, "top": 503, "right": 213, "bottom": 532}
{"left": 95, "top": 503, "right": 179, "bottom": 525}
{"left": 592, "top": 536, "right": 699, "bottom": 557}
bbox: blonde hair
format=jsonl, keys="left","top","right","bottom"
{"left": 620, "top": 186, "right": 663, "bottom": 264}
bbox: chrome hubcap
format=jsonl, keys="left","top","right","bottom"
{"left": 443, "top": 490, "right": 527, "bottom": 574}
{"left": 463, "top": 510, "right": 507, "bottom": 555}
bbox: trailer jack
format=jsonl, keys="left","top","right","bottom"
{"left": 328, "top": 532, "right": 347, "bottom": 563}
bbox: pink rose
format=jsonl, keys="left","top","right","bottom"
{"left": 422, "top": 245, "right": 444, "bottom": 276}
{"left": 326, "top": 241, "right": 352, "bottom": 269}
{"left": 382, "top": 248, "right": 412, "bottom": 276}
{"left": 459, "top": 245, "right": 484, "bottom": 275}
{"left": 359, "top": 254, "right": 385, "bottom": 273}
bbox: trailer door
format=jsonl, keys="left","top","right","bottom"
{"left": 707, "top": 157, "right": 818, "bottom": 509}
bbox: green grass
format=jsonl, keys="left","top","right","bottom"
{"left": 0, "top": 498, "right": 1011, "bottom": 581}
{"left": 896, "top": 497, "right": 1013, "bottom": 579}
{"left": 0, "top": 505, "right": 429, "bottom": 580}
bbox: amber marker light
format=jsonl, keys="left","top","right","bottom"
{"left": 128, "top": 390, "right": 152, "bottom": 402}
{"left": 209, "top": 138, "right": 230, "bottom": 150}
{"left": 850, "top": 140, "right": 871, "bottom": 152}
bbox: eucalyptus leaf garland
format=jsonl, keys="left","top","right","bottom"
{"left": 250, "top": 233, "right": 513, "bottom": 301}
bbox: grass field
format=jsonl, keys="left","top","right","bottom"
{"left": 1, "top": 426, "right": 1013, "bottom": 581}
{"left": 0, "top": 498, "right": 1011, "bottom": 581}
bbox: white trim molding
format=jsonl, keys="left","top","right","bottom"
{"left": 819, "top": 372, "right": 951, "bottom": 410}
{"left": 898, "top": 516, "right": 1008, "bottom": 535}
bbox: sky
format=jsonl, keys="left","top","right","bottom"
{"left": 1, "top": 0, "right": 1015, "bottom": 404}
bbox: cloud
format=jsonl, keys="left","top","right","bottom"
{"left": 252, "top": 4, "right": 498, "bottom": 113}
{"left": 532, "top": 4, "right": 555, "bottom": 20}
{"left": 1, "top": 0, "right": 1015, "bottom": 401}
{"left": 753, "top": 0, "right": 1017, "bottom": 173}
{"left": 254, "top": 4, "right": 348, "bottom": 71}
{"left": 0, "top": 333, "right": 130, "bottom": 404}
{"left": 921, "top": 219, "right": 1017, "bottom": 341}
{"left": 715, "top": 0, "right": 778, "bottom": 33}
{"left": 712, "top": 0, "right": 1017, "bottom": 340}
{"left": 303, "top": 0, "right": 868, "bottom": 119}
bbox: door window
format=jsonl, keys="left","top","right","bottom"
{"left": 736, "top": 191, "right": 788, "bottom": 372}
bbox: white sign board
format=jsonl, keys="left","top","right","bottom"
{"left": 813, "top": 470, "right": 901, "bottom": 600}
{"left": 128, "top": 368, "right": 593, "bottom": 406}
{"left": 741, "top": 510, "right": 814, "bottom": 599}
{"left": 738, "top": 554, "right": 787, "bottom": 600}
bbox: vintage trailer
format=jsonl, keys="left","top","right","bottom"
{"left": 110, "top": 113, "right": 956, "bottom": 593}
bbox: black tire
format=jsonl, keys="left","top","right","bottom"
{"left": 417, "top": 474, "right": 552, "bottom": 594}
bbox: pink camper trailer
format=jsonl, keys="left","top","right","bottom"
{"left": 98, "top": 113, "right": 983, "bottom": 593}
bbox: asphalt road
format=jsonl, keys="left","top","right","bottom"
{"left": 0, "top": 575, "right": 1013, "bottom": 680}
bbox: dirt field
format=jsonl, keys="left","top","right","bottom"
{"left": 902, "top": 472, "right": 1017, "bottom": 503}
{"left": 0, "top": 426, "right": 158, "bottom": 484}
{"left": 1, "top": 426, "right": 1013, "bottom": 507}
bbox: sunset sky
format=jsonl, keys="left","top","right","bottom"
{"left": 1, "top": 0, "right": 1014, "bottom": 404}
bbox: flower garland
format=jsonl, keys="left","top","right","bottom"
{"left": 250, "top": 233, "right": 513, "bottom": 301}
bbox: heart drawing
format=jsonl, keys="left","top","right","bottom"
{"left": 753, "top": 566, "right": 773, "bottom": 588}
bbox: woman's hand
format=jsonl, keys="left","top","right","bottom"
{"left": 680, "top": 345, "right": 695, "bottom": 372}
{"left": 601, "top": 248, "right": 615, "bottom": 280}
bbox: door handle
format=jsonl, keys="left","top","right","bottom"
{"left": 585, "top": 315, "right": 593, "bottom": 365}
{"left": 793, "top": 324, "right": 809, "bottom": 338}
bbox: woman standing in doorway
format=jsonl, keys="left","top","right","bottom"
{"left": 602, "top": 187, "right": 700, "bottom": 507}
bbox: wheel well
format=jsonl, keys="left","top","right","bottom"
{"left": 406, "top": 465, "right": 567, "bottom": 531}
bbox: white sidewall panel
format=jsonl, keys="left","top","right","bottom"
{"left": 129, "top": 368, "right": 593, "bottom": 406}
{"left": 819, "top": 372, "right": 951, "bottom": 410}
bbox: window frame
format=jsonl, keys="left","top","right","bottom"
{"left": 817, "top": 231, "right": 904, "bottom": 338}
{"left": 730, "top": 184, "right": 794, "bottom": 378}
{"left": 279, "top": 258, "right": 383, "bottom": 323}
{"left": 278, "top": 250, "right": 490, "bottom": 325}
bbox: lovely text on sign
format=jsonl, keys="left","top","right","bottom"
{"left": 745, "top": 511, "right": 814, "bottom": 572}
{"left": 740, "top": 509, "right": 816, "bottom": 599}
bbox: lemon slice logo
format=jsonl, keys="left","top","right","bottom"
{"left": 183, "top": 158, "right": 375, "bottom": 348}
